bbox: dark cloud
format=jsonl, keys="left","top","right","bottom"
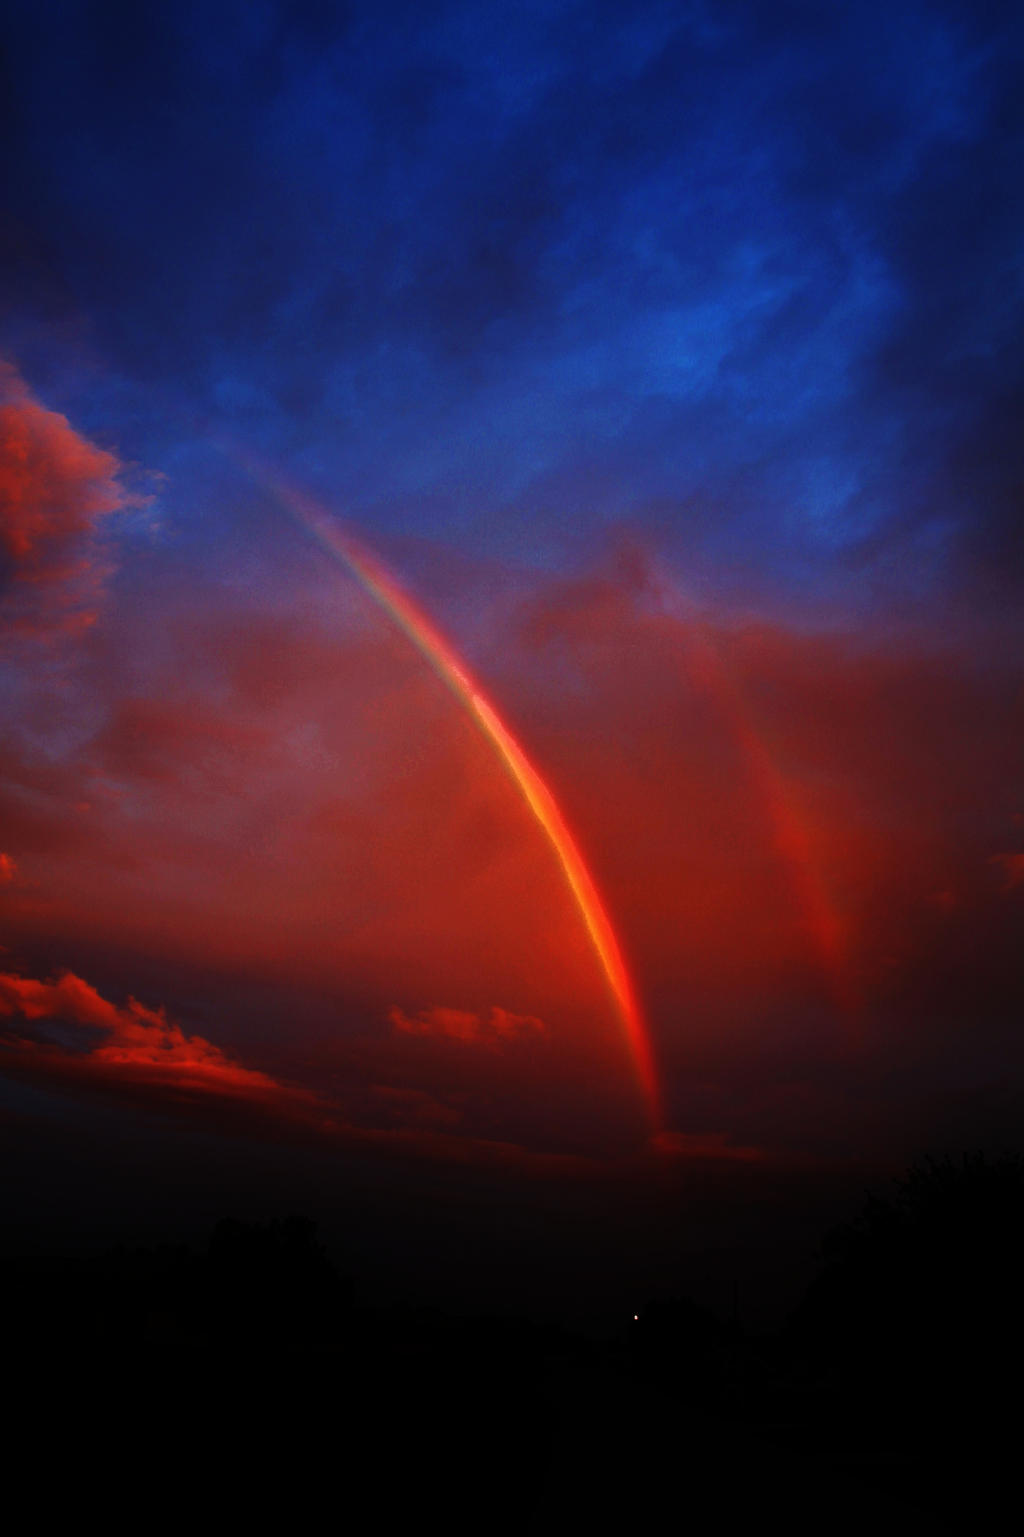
{"left": 650, "top": 1129, "right": 764, "bottom": 1163}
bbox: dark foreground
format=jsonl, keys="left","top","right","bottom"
{"left": 7, "top": 1156, "right": 1022, "bottom": 1534}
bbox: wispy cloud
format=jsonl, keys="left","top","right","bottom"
{"left": 389, "top": 1003, "right": 546, "bottom": 1045}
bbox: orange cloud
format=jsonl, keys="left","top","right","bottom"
{"left": 0, "top": 361, "right": 134, "bottom": 634}
{"left": 389, "top": 1004, "right": 546, "bottom": 1044}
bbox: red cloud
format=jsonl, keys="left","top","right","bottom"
{"left": 0, "top": 967, "right": 600, "bottom": 1172}
{"left": 0, "top": 361, "right": 134, "bottom": 634}
{"left": 5, "top": 531, "right": 1023, "bottom": 1163}
{"left": 489, "top": 1006, "right": 546, "bottom": 1038}
{"left": 389, "top": 1004, "right": 546, "bottom": 1044}
{"left": 0, "top": 966, "right": 307, "bottom": 1104}
{"left": 0, "top": 853, "right": 15, "bottom": 882}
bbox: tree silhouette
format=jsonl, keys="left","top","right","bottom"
{"left": 791, "top": 1151, "right": 1024, "bottom": 1516}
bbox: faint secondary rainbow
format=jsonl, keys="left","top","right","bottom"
{"left": 258, "top": 473, "right": 660, "bottom": 1123}
{"left": 691, "top": 629, "right": 859, "bottom": 1020}
{"left": 648, "top": 564, "right": 859, "bottom": 1026}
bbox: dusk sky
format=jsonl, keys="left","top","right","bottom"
{"left": 1, "top": 0, "right": 1022, "bottom": 1308}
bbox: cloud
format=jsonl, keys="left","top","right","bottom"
{"left": 0, "top": 966, "right": 312, "bottom": 1106}
{"left": 650, "top": 1130, "right": 764, "bottom": 1163}
{"left": 0, "top": 362, "right": 132, "bottom": 635}
{"left": 0, "top": 964, "right": 601, "bottom": 1172}
{"left": 991, "top": 853, "right": 1024, "bottom": 891}
{"left": 488, "top": 1006, "right": 546, "bottom": 1039}
{"left": 389, "top": 1003, "right": 546, "bottom": 1045}
{"left": 3, "top": 531, "right": 1023, "bottom": 1163}
{"left": 0, "top": 853, "right": 15, "bottom": 882}
{"left": 367, "top": 1084, "right": 463, "bottom": 1131}
{"left": 5, "top": 0, "right": 1015, "bottom": 620}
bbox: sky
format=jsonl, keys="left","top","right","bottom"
{"left": 1, "top": 0, "right": 1022, "bottom": 1311}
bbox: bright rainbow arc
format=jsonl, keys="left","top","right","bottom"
{"left": 265, "top": 478, "right": 661, "bottom": 1124}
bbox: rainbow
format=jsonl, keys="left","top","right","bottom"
{"left": 694, "top": 630, "right": 857, "bottom": 1017}
{"left": 257, "top": 475, "right": 661, "bottom": 1122}
{"left": 648, "top": 565, "right": 858, "bottom": 1024}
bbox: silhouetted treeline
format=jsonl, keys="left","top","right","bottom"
{"left": 5, "top": 1153, "right": 1021, "bottom": 1533}
{"left": 3, "top": 1214, "right": 564, "bottom": 1535}
{"left": 3, "top": 1213, "right": 353, "bottom": 1355}
{"left": 791, "top": 1150, "right": 1024, "bottom": 1387}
